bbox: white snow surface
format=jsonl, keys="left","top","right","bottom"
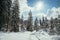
{"left": 0, "top": 30, "right": 60, "bottom": 40}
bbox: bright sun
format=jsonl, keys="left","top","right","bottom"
{"left": 35, "top": 2, "right": 44, "bottom": 10}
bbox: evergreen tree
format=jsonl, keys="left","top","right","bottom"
{"left": 34, "top": 17, "right": 39, "bottom": 31}
{"left": 42, "top": 17, "right": 45, "bottom": 26}
{"left": 0, "top": 0, "right": 4, "bottom": 31}
{"left": 50, "top": 17, "right": 54, "bottom": 29}
{"left": 21, "top": 15, "right": 25, "bottom": 31}
{"left": 27, "top": 10, "right": 33, "bottom": 31}
{"left": 45, "top": 17, "right": 48, "bottom": 28}
{"left": 42, "top": 17, "right": 45, "bottom": 22}
{"left": 56, "top": 15, "right": 60, "bottom": 34}
{"left": 39, "top": 19, "right": 42, "bottom": 26}
{"left": 10, "top": 0, "right": 20, "bottom": 32}
{"left": 0, "top": 0, "right": 12, "bottom": 31}
{"left": 0, "top": 0, "right": 20, "bottom": 32}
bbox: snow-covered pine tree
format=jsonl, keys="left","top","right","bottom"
{"left": 21, "top": 15, "right": 25, "bottom": 31}
{"left": 42, "top": 17, "right": 45, "bottom": 26}
{"left": 50, "top": 17, "right": 54, "bottom": 29}
{"left": 39, "top": 19, "right": 42, "bottom": 26}
{"left": 27, "top": 10, "right": 33, "bottom": 31}
{"left": 56, "top": 15, "right": 60, "bottom": 35}
{"left": 34, "top": 17, "right": 39, "bottom": 31}
{"left": 44, "top": 17, "right": 48, "bottom": 28}
{"left": 10, "top": 0, "right": 20, "bottom": 32}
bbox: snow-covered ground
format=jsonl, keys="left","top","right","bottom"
{"left": 0, "top": 30, "right": 60, "bottom": 40}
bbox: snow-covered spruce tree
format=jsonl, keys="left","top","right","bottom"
{"left": 56, "top": 15, "right": 60, "bottom": 35}
{"left": 34, "top": 17, "right": 39, "bottom": 31}
{"left": 50, "top": 17, "right": 54, "bottom": 30}
{"left": 27, "top": 10, "right": 33, "bottom": 31}
{"left": 49, "top": 17, "right": 57, "bottom": 35}
{"left": 39, "top": 19, "right": 42, "bottom": 26}
{"left": 39, "top": 19, "right": 42, "bottom": 29}
{"left": 40, "top": 17, "right": 45, "bottom": 27}
{"left": 10, "top": 0, "right": 20, "bottom": 32}
{"left": 44, "top": 17, "right": 49, "bottom": 28}
{"left": 42, "top": 17, "right": 45, "bottom": 26}
{"left": 20, "top": 15, "right": 25, "bottom": 31}
{"left": 0, "top": 0, "right": 12, "bottom": 31}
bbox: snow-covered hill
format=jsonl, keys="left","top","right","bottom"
{"left": 0, "top": 30, "right": 60, "bottom": 40}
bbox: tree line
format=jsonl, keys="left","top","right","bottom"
{"left": 20, "top": 10, "right": 60, "bottom": 35}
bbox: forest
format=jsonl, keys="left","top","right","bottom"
{"left": 0, "top": 0, "right": 60, "bottom": 35}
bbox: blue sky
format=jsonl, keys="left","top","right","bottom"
{"left": 28, "top": 0, "right": 60, "bottom": 8}
{"left": 19, "top": 0, "right": 60, "bottom": 20}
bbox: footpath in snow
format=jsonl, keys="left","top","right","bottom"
{"left": 0, "top": 30, "right": 60, "bottom": 40}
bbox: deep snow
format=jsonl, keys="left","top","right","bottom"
{"left": 0, "top": 30, "right": 60, "bottom": 40}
